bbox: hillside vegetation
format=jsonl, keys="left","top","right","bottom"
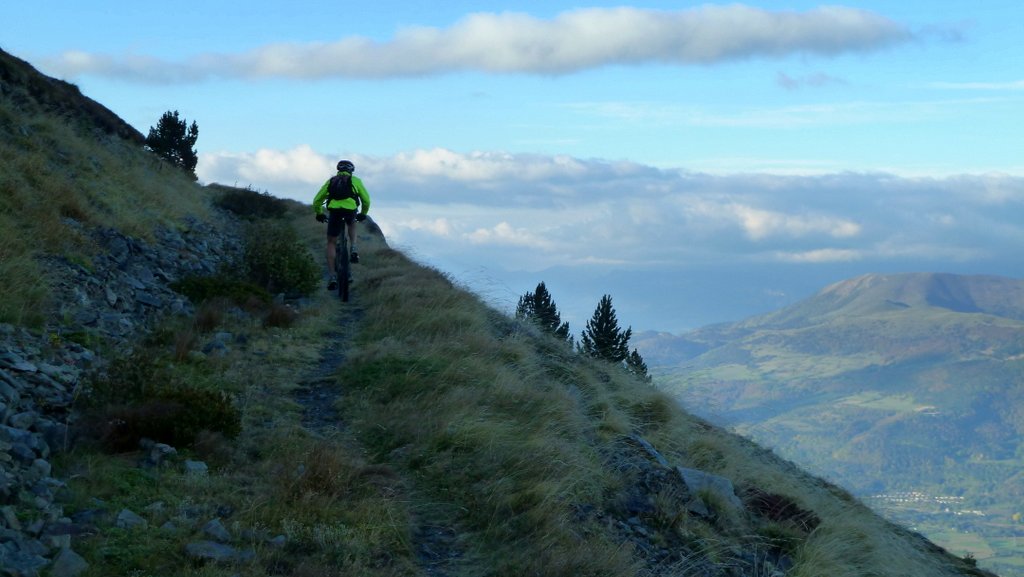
{"left": 50, "top": 235, "right": 995, "bottom": 577}
{"left": 0, "top": 50, "right": 213, "bottom": 327}
{"left": 643, "top": 272, "right": 1024, "bottom": 576}
{"left": 0, "top": 47, "right": 999, "bottom": 577}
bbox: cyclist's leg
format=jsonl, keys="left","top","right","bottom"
{"left": 326, "top": 235, "right": 337, "bottom": 274}
{"left": 347, "top": 220, "right": 359, "bottom": 262}
{"left": 331, "top": 209, "right": 357, "bottom": 263}
{"left": 326, "top": 210, "right": 346, "bottom": 285}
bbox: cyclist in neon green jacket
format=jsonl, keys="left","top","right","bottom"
{"left": 313, "top": 160, "right": 371, "bottom": 290}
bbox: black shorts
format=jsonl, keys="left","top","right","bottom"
{"left": 327, "top": 208, "right": 356, "bottom": 237}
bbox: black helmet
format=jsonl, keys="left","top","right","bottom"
{"left": 337, "top": 160, "right": 355, "bottom": 173}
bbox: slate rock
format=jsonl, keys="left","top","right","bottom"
{"left": 202, "top": 518, "right": 232, "bottom": 542}
{"left": 0, "top": 549, "right": 49, "bottom": 576}
{"left": 184, "top": 460, "right": 208, "bottom": 476}
{"left": 185, "top": 540, "right": 240, "bottom": 563}
{"left": 115, "top": 509, "right": 148, "bottom": 530}
{"left": 50, "top": 547, "right": 89, "bottom": 577}
{"left": 134, "top": 291, "right": 163, "bottom": 308}
{"left": 676, "top": 466, "right": 744, "bottom": 516}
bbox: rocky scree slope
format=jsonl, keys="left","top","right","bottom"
{"left": 0, "top": 216, "right": 241, "bottom": 576}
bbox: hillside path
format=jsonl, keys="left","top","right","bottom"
{"left": 293, "top": 303, "right": 361, "bottom": 436}
{"left": 292, "top": 295, "right": 462, "bottom": 576}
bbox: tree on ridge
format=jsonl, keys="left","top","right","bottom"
{"left": 516, "top": 281, "right": 571, "bottom": 342}
{"left": 145, "top": 110, "right": 199, "bottom": 179}
{"left": 626, "top": 348, "right": 651, "bottom": 382}
{"left": 579, "top": 294, "right": 651, "bottom": 382}
{"left": 579, "top": 294, "right": 632, "bottom": 363}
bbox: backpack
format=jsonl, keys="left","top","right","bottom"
{"left": 327, "top": 173, "right": 358, "bottom": 204}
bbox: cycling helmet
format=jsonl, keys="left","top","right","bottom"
{"left": 336, "top": 160, "right": 355, "bottom": 173}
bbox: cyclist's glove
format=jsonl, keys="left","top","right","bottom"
{"left": 356, "top": 213, "right": 367, "bottom": 222}
{"left": 316, "top": 213, "right": 327, "bottom": 223}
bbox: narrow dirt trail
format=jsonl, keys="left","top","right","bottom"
{"left": 293, "top": 304, "right": 362, "bottom": 436}
{"left": 291, "top": 292, "right": 463, "bottom": 576}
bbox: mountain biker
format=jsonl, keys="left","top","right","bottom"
{"left": 313, "top": 160, "right": 371, "bottom": 290}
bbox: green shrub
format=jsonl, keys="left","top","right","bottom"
{"left": 962, "top": 552, "right": 977, "bottom": 567}
{"left": 243, "top": 221, "right": 319, "bottom": 296}
{"left": 82, "top": 350, "right": 241, "bottom": 450}
{"left": 90, "top": 387, "right": 241, "bottom": 450}
{"left": 212, "top": 185, "right": 290, "bottom": 219}
{"left": 85, "top": 386, "right": 240, "bottom": 451}
{"left": 170, "top": 274, "right": 271, "bottom": 305}
{"left": 85, "top": 350, "right": 161, "bottom": 408}
{"left": 263, "top": 303, "right": 299, "bottom": 328}
{"left": 159, "top": 386, "right": 241, "bottom": 439}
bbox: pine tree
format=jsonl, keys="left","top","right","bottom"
{"left": 579, "top": 295, "right": 632, "bottom": 363}
{"left": 626, "top": 348, "right": 651, "bottom": 382}
{"left": 515, "top": 281, "right": 570, "bottom": 341}
{"left": 145, "top": 110, "right": 199, "bottom": 178}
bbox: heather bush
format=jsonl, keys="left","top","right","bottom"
{"left": 212, "top": 184, "right": 290, "bottom": 219}
{"left": 263, "top": 302, "right": 299, "bottom": 328}
{"left": 243, "top": 221, "right": 319, "bottom": 296}
{"left": 89, "top": 387, "right": 241, "bottom": 451}
{"left": 82, "top": 349, "right": 241, "bottom": 450}
{"left": 170, "top": 274, "right": 271, "bottom": 306}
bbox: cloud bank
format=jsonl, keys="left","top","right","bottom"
{"left": 199, "top": 146, "right": 1024, "bottom": 276}
{"left": 45, "top": 6, "right": 911, "bottom": 82}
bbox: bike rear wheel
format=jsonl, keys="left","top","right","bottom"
{"left": 336, "top": 234, "right": 351, "bottom": 302}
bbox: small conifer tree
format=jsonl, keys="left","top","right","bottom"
{"left": 579, "top": 295, "right": 632, "bottom": 363}
{"left": 516, "top": 282, "right": 571, "bottom": 341}
{"left": 145, "top": 110, "right": 199, "bottom": 178}
{"left": 626, "top": 348, "right": 651, "bottom": 382}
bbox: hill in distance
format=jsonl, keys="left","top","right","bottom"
{"left": 642, "top": 272, "right": 1024, "bottom": 576}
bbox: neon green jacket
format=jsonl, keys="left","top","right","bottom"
{"left": 313, "top": 172, "right": 371, "bottom": 215}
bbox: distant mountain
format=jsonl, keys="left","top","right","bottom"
{"left": 742, "top": 272, "right": 1024, "bottom": 325}
{"left": 643, "top": 272, "right": 1024, "bottom": 362}
{"left": 641, "top": 272, "right": 1024, "bottom": 575}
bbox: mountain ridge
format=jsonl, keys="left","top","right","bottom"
{"left": 779, "top": 272, "right": 1024, "bottom": 322}
{"left": 1, "top": 48, "right": 144, "bottom": 143}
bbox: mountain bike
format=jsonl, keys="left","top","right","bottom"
{"left": 321, "top": 213, "right": 354, "bottom": 302}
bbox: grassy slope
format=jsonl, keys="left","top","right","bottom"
{"left": 331, "top": 240, "right": 990, "bottom": 577}
{"left": 60, "top": 225, "right": 990, "bottom": 576}
{"left": 0, "top": 51, "right": 212, "bottom": 326}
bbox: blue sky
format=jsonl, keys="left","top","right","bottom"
{"left": 4, "top": 1, "right": 1024, "bottom": 332}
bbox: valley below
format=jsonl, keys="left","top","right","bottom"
{"left": 641, "top": 272, "right": 1024, "bottom": 577}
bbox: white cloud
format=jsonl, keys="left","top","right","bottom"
{"left": 774, "top": 248, "right": 863, "bottom": 263}
{"left": 198, "top": 145, "right": 1024, "bottom": 274}
{"left": 466, "top": 222, "right": 551, "bottom": 249}
{"left": 44, "top": 6, "right": 911, "bottom": 82}
{"left": 728, "top": 204, "right": 862, "bottom": 240}
{"left": 393, "top": 218, "right": 455, "bottom": 237}
{"left": 198, "top": 145, "right": 331, "bottom": 192}
{"left": 379, "top": 149, "right": 591, "bottom": 182}
{"left": 776, "top": 71, "right": 848, "bottom": 91}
